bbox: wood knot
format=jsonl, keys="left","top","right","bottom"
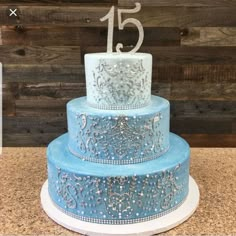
{"left": 15, "top": 48, "right": 26, "bottom": 56}
{"left": 15, "top": 24, "right": 26, "bottom": 33}
{"left": 85, "top": 18, "right": 91, "bottom": 23}
{"left": 180, "top": 28, "right": 189, "bottom": 36}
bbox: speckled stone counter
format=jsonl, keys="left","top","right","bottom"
{"left": 0, "top": 147, "right": 235, "bottom": 235}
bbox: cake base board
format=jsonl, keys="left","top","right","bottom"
{"left": 41, "top": 176, "right": 199, "bottom": 236}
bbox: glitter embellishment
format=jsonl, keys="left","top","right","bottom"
{"left": 90, "top": 59, "right": 151, "bottom": 109}
{"left": 51, "top": 196, "right": 187, "bottom": 225}
{"left": 52, "top": 163, "right": 186, "bottom": 222}
{"left": 71, "top": 113, "right": 168, "bottom": 164}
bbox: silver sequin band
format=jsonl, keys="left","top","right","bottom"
{"left": 87, "top": 101, "right": 151, "bottom": 110}
{"left": 50, "top": 194, "right": 187, "bottom": 225}
{"left": 68, "top": 145, "right": 170, "bottom": 165}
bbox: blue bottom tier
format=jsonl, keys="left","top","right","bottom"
{"left": 47, "top": 133, "right": 190, "bottom": 225}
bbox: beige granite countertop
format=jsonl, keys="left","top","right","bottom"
{"left": 0, "top": 148, "right": 236, "bottom": 235}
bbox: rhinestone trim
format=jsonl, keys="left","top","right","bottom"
{"left": 87, "top": 101, "right": 151, "bottom": 110}
{"left": 50, "top": 193, "right": 187, "bottom": 225}
{"left": 68, "top": 145, "right": 170, "bottom": 165}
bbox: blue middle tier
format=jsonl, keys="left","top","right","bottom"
{"left": 67, "top": 95, "right": 170, "bottom": 165}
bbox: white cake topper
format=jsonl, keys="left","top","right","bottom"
{"left": 100, "top": 2, "right": 144, "bottom": 53}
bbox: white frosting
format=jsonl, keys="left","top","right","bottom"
{"left": 85, "top": 53, "right": 152, "bottom": 110}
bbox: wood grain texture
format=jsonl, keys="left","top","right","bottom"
{"left": 16, "top": 82, "right": 86, "bottom": 99}
{"left": 119, "top": 0, "right": 236, "bottom": 7}
{"left": 3, "top": 116, "right": 66, "bottom": 134}
{"left": 4, "top": 64, "right": 236, "bottom": 83}
{"left": 3, "top": 64, "right": 85, "bottom": 82}
{"left": 132, "top": 7, "right": 236, "bottom": 27}
{"left": 0, "top": 6, "right": 110, "bottom": 26}
{"left": 3, "top": 115, "right": 235, "bottom": 146}
{"left": 171, "top": 81, "right": 236, "bottom": 101}
{"left": 1, "top": 5, "right": 236, "bottom": 27}
{"left": 181, "top": 27, "right": 236, "bottom": 46}
{"left": 0, "top": 26, "right": 81, "bottom": 46}
{"left": 15, "top": 99, "right": 67, "bottom": 116}
{"left": 171, "top": 118, "right": 233, "bottom": 134}
{"left": 0, "top": 46, "right": 81, "bottom": 64}
{"left": 170, "top": 100, "right": 236, "bottom": 119}
{"left": 0, "top": 26, "right": 179, "bottom": 47}
{"left": 181, "top": 134, "right": 236, "bottom": 147}
{"left": 82, "top": 46, "right": 236, "bottom": 65}
{"left": 2, "top": 83, "right": 17, "bottom": 116}
{"left": 1, "top": 1, "right": 236, "bottom": 147}
{"left": 79, "top": 27, "right": 180, "bottom": 47}
{"left": 0, "top": 0, "right": 117, "bottom": 4}
{"left": 2, "top": 133, "right": 62, "bottom": 146}
{"left": 180, "top": 64, "right": 236, "bottom": 82}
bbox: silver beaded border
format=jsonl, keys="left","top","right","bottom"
{"left": 87, "top": 100, "right": 151, "bottom": 110}
{"left": 68, "top": 145, "right": 170, "bottom": 165}
{"left": 50, "top": 194, "right": 187, "bottom": 225}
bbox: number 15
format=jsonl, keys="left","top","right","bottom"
{"left": 100, "top": 3, "right": 144, "bottom": 53}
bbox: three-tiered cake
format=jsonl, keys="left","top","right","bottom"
{"left": 41, "top": 52, "right": 199, "bottom": 235}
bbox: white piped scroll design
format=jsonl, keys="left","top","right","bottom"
{"left": 90, "top": 59, "right": 150, "bottom": 109}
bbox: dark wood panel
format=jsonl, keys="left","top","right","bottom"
{"left": 153, "top": 81, "right": 236, "bottom": 101}
{"left": 154, "top": 64, "right": 236, "bottom": 84}
{"left": 0, "top": 0, "right": 117, "bottom": 4}
{"left": 3, "top": 133, "right": 236, "bottom": 147}
{"left": 119, "top": 0, "right": 236, "bottom": 7}
{"left": 170, "top": 81, "right": 236, "bottom": 101}
{"left": 181, "top": 134, "right": 236, "bottom": 147}
{"left": 4, "top": 84, "right": 235, "bottom": 118}
{"left": 4, "top": 64, "right": 236, "bottom": 83}
{"left": 180, "top": 64, "right": 236, "bottom": 82}
{"left": 82, "top": 46, "right": 236, "bottom": 65}
{"left": 0, "top": 2, "right": 235, "bottom": 148}
{"left": 134, "top": 7, "right": 236, "bottom": 27}
{"left": 3, "top": 116, "right": 66, "bottom": 134}
{"left": 170, "top": 100, "right": 236, "bottom": 119}
{"left": 79, "top": 27, "right": 180, "bottom": 47}
{"left": 3, "top": 64, "right": 85, "bottom": 82}
{"left": 3, "top": 64, "right": 236, "bottom": 103}
{"left": 2, "top": 83, "right": 17, "bottom": 116}
{"left": 1, "top": 6, "right": 236, "bottom": 27}
{"left": 153, "top": 65, "right": 182, "bottom": 82}
{"left": 150, "top": 47, "right": 236, "bottom": 65}
{"left": 2, "top": 133, "right": 61, "bottom": 147}
{"left": 15, "top": 99, "right": 67, "bottom": 116}
{"left": 3, "top": 117, "right": 235, "bottom": 146}
{"left": 16, "top": 82, "right": 86, "bottom": 99}
{"left": 0, "top": 46, "right": 81, "bottom": 64}
{"left": 152, "top": 82, "right": 171, "bottom": 99}
{"left": 2, "top": 82, "right": 86, "bottom": 117}
{"left": 0, "top": 26, "right": 180, "bottom": 47}
{"left": 181, "top": 27, "right": 236, "bottom": 46}
{"left": 0, "top": 26, "right": 80, "bottom": 46}
{"left": 0, "top": 6, "right": 109, "bottom": 26}
{"left": 171, "top": 118, "right": 233, "bottom": 134}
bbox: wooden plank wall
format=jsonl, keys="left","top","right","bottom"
{"left": 1, "top": 0, "right": 236, "bottom": 147}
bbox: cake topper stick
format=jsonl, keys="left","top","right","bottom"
{"left": 100, "top": 6, "right": 115, "bottom": 53}
{"left": 100, "top": 2, "right": 144, "bottom": 53}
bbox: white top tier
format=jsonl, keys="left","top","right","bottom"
{"left": 85, "top": 53, "right": 152, "bottom": 110}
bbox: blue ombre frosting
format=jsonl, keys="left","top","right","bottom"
{"left": 46, "top": 52, "right": 191, "bottom": 226}
{"left": 67, "top": 95, "right": 170, "bottom": 165}
{"left": 47, "top": 133, "right": 190, "bottom": 225}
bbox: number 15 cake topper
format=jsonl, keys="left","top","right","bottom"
{"left": 100, "top": 2, "right": 144, "bottom": 53}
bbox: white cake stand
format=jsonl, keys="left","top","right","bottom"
{"left": 41, "top": 176, "right": 199, "bottom": 236}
